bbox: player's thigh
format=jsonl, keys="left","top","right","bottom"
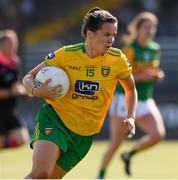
{"left": 136, "top": 99, "right": 165, "bottom": 134}
{"left": 50, "top": 164, "right": 67, "bottom": 179}
{"left": 136, "top": 113, "right": 165, "bottom": 136}
{"left": 32, "top": 140, "right": 60, "bottom": 174}
{"left": 110, "top": 115, "right": 126, "bottom": 142}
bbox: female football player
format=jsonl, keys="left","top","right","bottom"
{"left": 23, "top": 7, "right": 137, "bottom": 179}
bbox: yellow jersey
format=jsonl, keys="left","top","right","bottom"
{"left": 44, "top": 43, "right": 132, "bottom": 136}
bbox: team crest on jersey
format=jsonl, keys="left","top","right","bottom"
{"left": 47, "top": 52, "right": 55, "bottom": 59}
{"left": 101, "top": 66, "right": 110, "bottom": 77}
{"left": 44, "top": 128, "right": 53, "bottom": 135}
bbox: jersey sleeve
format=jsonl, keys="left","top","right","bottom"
{"left": 117, "top": 52, "right": 132, "bottom": 79}
{"left": 44, "top": 47, "right": 65, "bottom": 67}
{"left": 122, "top": 46, "right": 135, "bottom": 65}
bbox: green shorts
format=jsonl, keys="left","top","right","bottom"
{"left": 30, "top": 103, "right": 93, "bottom": 172}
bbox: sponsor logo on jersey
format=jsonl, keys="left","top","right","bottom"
{"left": 68, "top": 65, "right": 81, "bottom": 71}
{"left": 101, "top": 66, "right": 110, "bottom": 77}
{"left": 72, "top": 93, "right": 98, "bottom": 101}
{"left": 143, "top": 52, "right": 150, "bottom": 61}
{"left": 75, "top": 80, "right": 99, "bottom": 95}
{"left": 72, "top": 80, "right": 99, "bottom": 101}
{"left": 47, "top": 52, "right": 55, "bottom": 59}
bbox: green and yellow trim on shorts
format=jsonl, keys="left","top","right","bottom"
{"left": 31, "top": 103, "right": 93, "bottom": 172}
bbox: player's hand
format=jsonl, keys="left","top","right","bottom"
{"left": 139, "top": 68, "right": 164, "bottom": 82}
{"left": 32, "top": 79, "right": 62, "bottom": 100}
{"left": 154, "top": 68, "right": 165, "bottom": 82}
{"left": 123, "top": 117, "right": 135, "bottom": 139}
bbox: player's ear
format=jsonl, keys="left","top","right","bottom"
{"left": 87, "top": 30, "right": 95, "bottom": 39}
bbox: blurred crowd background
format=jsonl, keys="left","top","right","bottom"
{"left": 1, "top": 0, "right": 177, "bottom": 139}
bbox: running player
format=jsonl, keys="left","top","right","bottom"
{"left": 98, "top": 12, "right": 166, "bottom": 178}
{"left": 22, "top": 7, "right": 137, "bottom": 179}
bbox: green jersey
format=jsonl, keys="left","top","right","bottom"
{"left": 116, "top": 40, "right": 160, "bottom": 100}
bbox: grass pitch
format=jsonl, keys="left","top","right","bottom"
{"left": 0, "top": 140, "right": 177, "bottom": 179}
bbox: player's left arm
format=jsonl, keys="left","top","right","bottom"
{"left": 22, "top": 62, "right": 47, "bottom": 95}
{"left": 22, "top": 62, "right": 61, "bottom": 100}
{"left": 119, "top": 75, "right": 137, "bottom": 138}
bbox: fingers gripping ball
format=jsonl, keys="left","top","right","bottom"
{"left": 35, "top": 66, "right": 70, "bottom": 99}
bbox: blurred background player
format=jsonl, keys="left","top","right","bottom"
{"left": 98, "top": 11, "right": 166, "bottom": 178}
{"left": 0, "top": 30, "right": 30, "bottom": 149}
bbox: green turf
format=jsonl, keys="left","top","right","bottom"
{"left": 0, "top": 141, "right": 177, "bottom": 179}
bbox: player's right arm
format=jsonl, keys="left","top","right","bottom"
{"left": 22, "top": 62, "right": 61, "bottom": 100}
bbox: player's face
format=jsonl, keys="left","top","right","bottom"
{"left": 137, "top": 20, "right": 157, "bottom": 40}
{"left": 91, "top": 22, "right": 117, "bottom": 54}
{"left": 4, "top": 37, "right": 18, "bottom": 57}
